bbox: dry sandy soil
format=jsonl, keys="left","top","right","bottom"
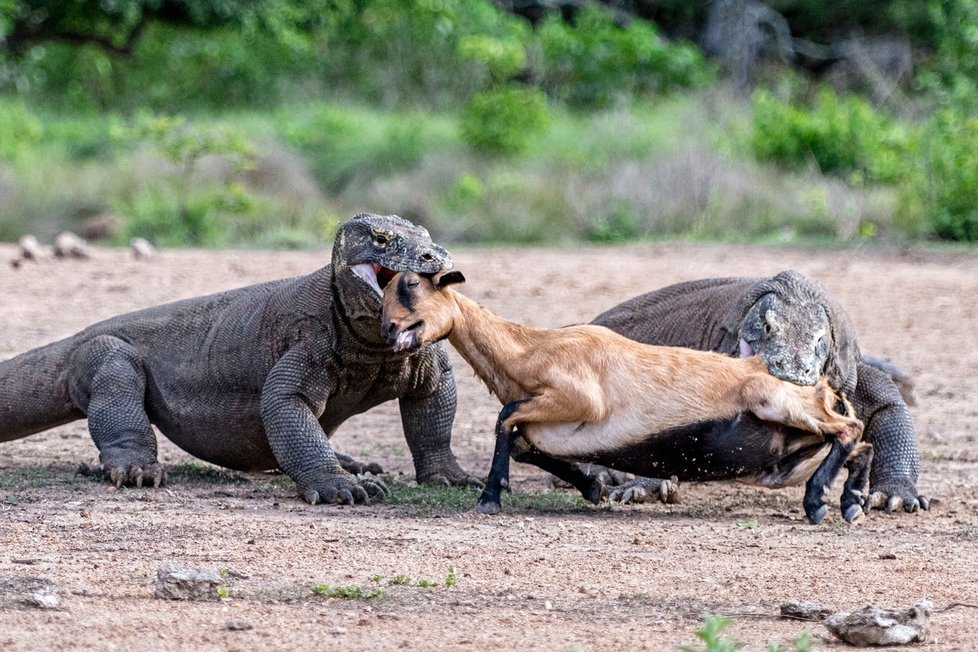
{"left": 0, "top": 241, "right": 976, "bottom": 651}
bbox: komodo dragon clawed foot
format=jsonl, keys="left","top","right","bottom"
{"left": 335, "top": 452, "right": 384, "bottom": 476}
{"left": 605, "top": 476, "right": 680, "bottom": 505}
{"left": 76, "top": 461, "right": 167, "bottom": 488}
{"left": 866, "top": 479, "right": 929, "bottom": 514}
{"left": 298, "top": 472, "right": 389, "bottom": 506}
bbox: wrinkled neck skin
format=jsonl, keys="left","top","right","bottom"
{"left": 441, "top": 291, "right": 531, "bottom": 404}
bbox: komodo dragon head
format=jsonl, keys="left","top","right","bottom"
{"left": 332, "top": 213, "right": 453, "bottom": 338}
{"left": 724, "top": 270, "right": 861, "bottom": 392}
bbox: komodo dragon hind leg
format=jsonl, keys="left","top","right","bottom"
{"left": 67, "top": 335, "right": 165, "bottom": 488}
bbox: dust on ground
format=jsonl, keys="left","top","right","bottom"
{"left": 0, "top": 242, "right": 976, "bottom": 651}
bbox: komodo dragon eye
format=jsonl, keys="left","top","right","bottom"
{"left": 371, "top": 230, "right": 394, "bottom": 248}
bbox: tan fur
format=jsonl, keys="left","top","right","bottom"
{"left": 382, "top": 273, "right": 863, "bottom": 460}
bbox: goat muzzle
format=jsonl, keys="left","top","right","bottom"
{"left": 382, "top": 320, "right": 421, "bottom": 352}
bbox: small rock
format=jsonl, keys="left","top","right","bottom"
{"left": 53, "top": 231, "right": 91, "bottom": 259}
{"left": 780, "top": 599, "right": 835, "bottom": 621}
{"left": 154, "top": 562, "right": 223, "bottom": 601}
{"left": 0, "top": 575, "right": 60, "bottom": 610}
{"left": 18, "top": 235, "right": 52, "bottom": 262}
{"left": 28, "top": 591, "right": 60, "bottom": 609}
{"left": 131, "top": 237, "right": 156, "bottom": 259}
{"left": 824, "top": 601, "right": 932, "bottom": 646}
{"left": 329, "top": 626, "right": 348, "bottom": 635}
{"left": 224, "top": 620, "right": 253, "bottom": 631}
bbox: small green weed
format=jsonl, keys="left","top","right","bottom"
{"left": 311, "top": 584, "right": 385, "bottom": 600}
{"left": 216, "top": 585, "right": 231, "bottom": 599}
{"left": 679, "top": 615, "right": 740, "bottom": 652}
{"left": 766, "top": 632, "right": 814, "bottom": 652}
{"left": 735, "top": 519, "right": 759, "bottom": 529}
{"left": 370, "top": 565, "right": 458, "bottom": 589}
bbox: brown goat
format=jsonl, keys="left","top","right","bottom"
{"left": 381, "top": 271, "right": 864, "bottom": 521}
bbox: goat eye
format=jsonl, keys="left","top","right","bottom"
{"left": 407, "top": 279, "right": 420, "bottom": 288}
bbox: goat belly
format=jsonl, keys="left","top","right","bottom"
{"left": 569, "top": 413, "right": 831, "bottom": 485}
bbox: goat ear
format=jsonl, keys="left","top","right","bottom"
{"left": 434, "top": 270, "right": 465, "bottom": 288}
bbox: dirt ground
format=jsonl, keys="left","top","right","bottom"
{"left": 0, "top": 241, "right": 976, "bottom": 651}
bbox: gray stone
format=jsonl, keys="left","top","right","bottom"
{"left": 154, "top": 563, "right": 223, "bottom": 601}
{"left": 824, "top": 601, "right": 931, "bottom": 646}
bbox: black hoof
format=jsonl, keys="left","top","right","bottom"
{"left": 843, "top": 504, "right": 864, "bottom": 523}
{"left": 475, "top": 499, "right": 500, "bottom": 515}
{"left": 807, "top": 504, "right": 828, "bottom": 525}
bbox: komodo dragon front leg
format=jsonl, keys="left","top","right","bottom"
{"left": 261, "top": 346, "right": 387, "bottom": 505}
{"left": 399, "top": 345, "right": 483, "bottom": 487}
{"left": 852, "top": 361, "right": 927, "bottom": 513}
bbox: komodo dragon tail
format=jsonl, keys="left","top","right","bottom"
{"left": 0, "top": 339, "right": 83, "bottom": 442}
{"left": 862, "top": 355, "right": 916, "bottom": 407}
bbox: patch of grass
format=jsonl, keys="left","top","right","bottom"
{"left": 0, "top": 464, "right": 85, "bottom": 491}
{"left": 386, "top": 481, "right": 593, "bottom": 515}
{"left": 165, "top": 462, "right": 250, "bottom": 485}
{"left": 311, "top": 584, "right": 386, "bottom": 600}
{"left": 370, "top": 565, "right": 459, "bottom": 589}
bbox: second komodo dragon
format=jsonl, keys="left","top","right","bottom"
{"left": 0, "top": 213, "right": 479, "bottom": 505}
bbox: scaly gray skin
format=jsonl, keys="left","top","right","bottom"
{"left": 592, "top": 270, "right": 927, "bottom": 515}
{"left": 0, "top": 213, "right": 480, "bottom": 504}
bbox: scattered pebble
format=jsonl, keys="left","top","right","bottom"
{"left": 131, "top": 237, "right": 156, "bottom": 259}
{"left": 780, "top": 600, "right": 835, "bottom": 621}
{"left": 53, "top": 231, "right": 91, "bottom": 259}
{"left": 224, "top": 620, "right": 253, "bottom": 631}
{"left": 0, "top": 575, "right": 60, "bottom": 610}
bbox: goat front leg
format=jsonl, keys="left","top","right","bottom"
{"left": 477, "top": 400, "right": 528, "bottom": 515}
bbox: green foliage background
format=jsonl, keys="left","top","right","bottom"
{"left": 1, "top": 0, "right": 977, "bottom": 244}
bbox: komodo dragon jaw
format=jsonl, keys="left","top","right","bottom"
{"left": 738, "top": 292, "right": 830, "bottom": 386}
{"left": 334, "top": 213, "right": 452, "bottom": 301}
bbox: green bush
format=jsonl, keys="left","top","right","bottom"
{"left": 460, "top": 86, "right": 550, "bottom": 155}
{"left": 276, "top": 104, "right": 447, "bottom": 194}
{"left": 751, "top": 88, "right": 917, "bottom": 183}
{"left": 905, "top": 110, "right": 978, "bottom": 241}
{"left": 0, "top": 98, "right": 42, "bottom": 161}
{"left": 537, "top": 5, "right": 712, "bottom": 107}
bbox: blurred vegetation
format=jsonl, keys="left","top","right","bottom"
{"left": 1, "top": 0, "right": 977, "bottom": 246}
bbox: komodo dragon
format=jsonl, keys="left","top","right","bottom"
{"left": 591, "top": 270, "right": 927, "bottom": 521}
{"left": 0, "top": 213, "right": 479, "bottom": 505}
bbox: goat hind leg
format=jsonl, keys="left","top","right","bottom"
{"left": 840, "top": 443, "right": 873, "bottom": 523}
{"left": 803, "top": 438, "right": 857, "bottom": 525}
{"left": 512, "top": 446, "right": 604, "bottom": 504}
